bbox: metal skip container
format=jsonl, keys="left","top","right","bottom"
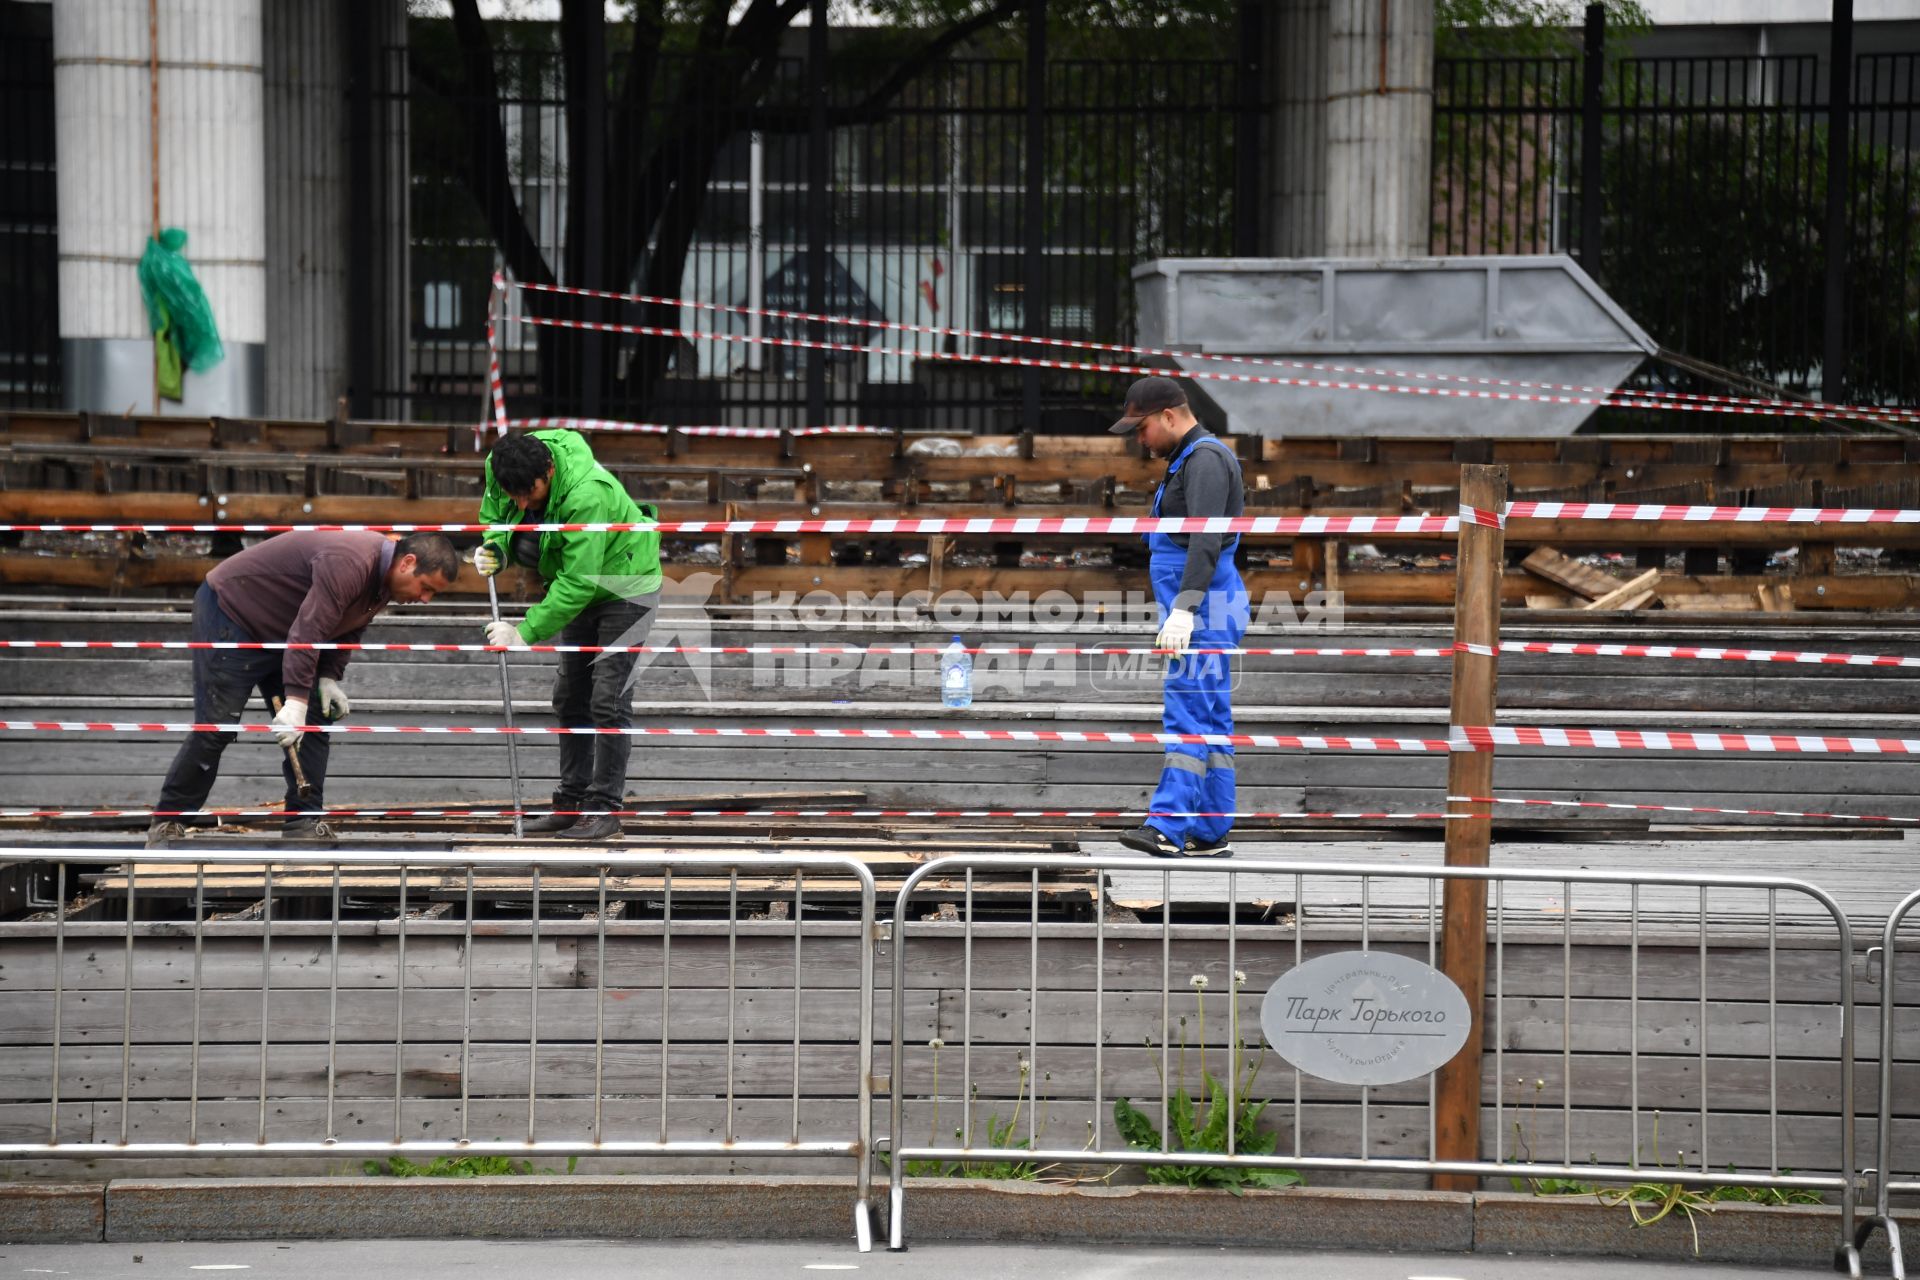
{"left": 1131, "top": 255, "right": 1657, "bottom": 438}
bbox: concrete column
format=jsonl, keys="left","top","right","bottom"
{"left": 54, "top": 0, "right": 265, "bottom": 415}
{"left": 1267, "top": 0, "right": 1328, "bottom": 256}
{"left": 263, "top": 2, "right": 344, "bottom": 419}
{"left": 1264, "top": 0, "right": 1434, "bottom": 259}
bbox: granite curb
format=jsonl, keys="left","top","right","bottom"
{"left": 0, "top": 1175, "right": 1897, "bottom": 1269}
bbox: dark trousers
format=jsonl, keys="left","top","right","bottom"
{"left": 156, "top": 583, "right": 329, "bottom": 822}
{"left": 551, "top": 593, "right": 658, "bottom": 812}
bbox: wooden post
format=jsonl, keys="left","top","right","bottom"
{"left": 1432, "top": 463, "right": 1507, "bottom": 1191}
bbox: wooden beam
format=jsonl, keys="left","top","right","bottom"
{"left": 1434, "top": 463, "right": 1506, "bottom": 1192}
{"left": 1579, "top": 568, "right": 1663, "bottom": 611}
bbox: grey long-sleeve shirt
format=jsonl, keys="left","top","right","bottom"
{"left": 1153, "top": 425, "right": 1244, "bottom": 608}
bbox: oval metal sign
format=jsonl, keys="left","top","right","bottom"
{"left": 1258, "top": 951, "right": 1473, "bottom": 1086}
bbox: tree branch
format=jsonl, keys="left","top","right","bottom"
{"left": 427, "top": 0, "right": 555, "bottom": 286}
{"left": 742, "top": 0, "right": 1026, "bottom": 132}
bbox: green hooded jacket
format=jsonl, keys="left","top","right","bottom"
{"left": 478, "top": 429, "right": 663, "bottom": 643}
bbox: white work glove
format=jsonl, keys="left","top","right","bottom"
{"left": 1154, "top": 607, "right": 1195, "bottom": 655}
{"left": 485, "top": 619, "right": 527, "bottom": 650}
{"left": 472, "top": 543, "right": 503, "bottom": 577}
{"left": 316, "top": 677, "right": 351, "bottom": 720}
{"left": 272, "top": 697, "right": 308, "bottom": 749}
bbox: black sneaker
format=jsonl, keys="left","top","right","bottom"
{"left": 557, "top": 814, "right": 622, "bottom": 841}
{"left": 1183, "top": 836, "right": 1234, "bottom": 859}
{"left": 1117, "top": 825, "right": 1182, "bottom": 858}
{"left": 522, "top": 811, "right": 580, "bottom": 834}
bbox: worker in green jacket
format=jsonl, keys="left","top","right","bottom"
{"left": 473, "top": 429, "right": 664, "bottom": 839}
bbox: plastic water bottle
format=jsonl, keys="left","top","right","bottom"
{"left": 939, "top": 636, "right": 973, "bottom": 709}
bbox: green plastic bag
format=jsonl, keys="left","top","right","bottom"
{"left": 137, "top": 227, "right": 224, "bottom": 376}
{"left": 151, "top": 293, "right": 184, "bottom": 401}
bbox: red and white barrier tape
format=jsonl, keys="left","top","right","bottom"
{"left": 0, "top": 719, "right": 1456, "bottom": 752}
{"left": 0, "top": 640, "right": 1457, "bottom": 658}
{"left": 0, "top": 512, "right": 1473, "bottom": 536}
{"left": 13, "top": 636, "right": 1920, "bottom": 669}
{"left": 2, "top": 804, "right": 1456, "bottom": 822}
{"left": 1453, "top": 794, "right": 1920, "bottom": 826}
{"left": 1508, "top": 500, "right": 1920, "bottom": 525}
{"left": 1452, "top": 724, "right": 1920, "bottom": 755}
{"left": 504, "top": 417, "right": 893, "bottom": 438}
{"left": 519, "top": 311, "right": 1742, "bottom": 419}
{"left": 13, "top": 716, "right": 1920, "bottom": 757}
{"left": 1496, "top": 640, "right": 1920, "bottom": 668}
{"left": 19, "top": 501, "right": 1920, "bottom": 535}
{"left": 485, "top": 274, "right": 509, "bottom": 440}
{"left": 509, "top": 279, "right": 1920, "bottom": 427}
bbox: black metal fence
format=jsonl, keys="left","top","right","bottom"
{"left": 0, "top": 7, "right": 57, "bottom": 409}
{"left": 2, "top": 6, "right": 1915, "bottom": 422}
{"left": 1434, "top": 37, "right": 1920, "bottom": 410}
{"left": 385, "top": 36, "right": 1242, "bottom": 430}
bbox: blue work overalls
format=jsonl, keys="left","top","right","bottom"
{"left": 1146, "top": 435, "right": 1250, "bottom": 847}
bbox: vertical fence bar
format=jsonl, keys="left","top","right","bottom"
{"left": 1428, "top": 877, "right": 1438, "bottom": 1163}
{"left": 594, "top": 867, "right": 608, "bottom": 1147}
{"left": 1630, "top": 882, "right": 1640, "bottom": 1167}
{"left": 1094, "top": 869, "right": 1106, "bottom": 1151}
{"left": 790, "top": 871, "right": 804, "bottom": 1146}
{"left": 962, "top": 868, "right": 974, "bottom": 1147}
{"left": 1767, "top": 888, "right": 1778, "bottom": 1175}
{"left": 1160, "top": 868, "right": 1171, "bottom": 1153}
{"left": 119, "top": 862, "right": 135, "bottom": 1145}
{"left": 661, "top": 868, "right": 673, "bottom": 1145}
{"left": 1561, "top": 878, "right": 1571, "bottom": 1168}
{"left": 258, "top": 864, "right": 273, "bottom": 1144}
{"left": 1493, "top": 878, "right": 1504, "bottom": 1164}
{"left": 1360, "top": 873, "right": 1370, "bottom": 1159}
{"left": 1698, "top": 884, "right": 1709, "bottom": 1172}
{"left": 394, "top": 865, "right": 407, "bottom": 1143}
{"left": 725, "top": 868, "right": 738, "bottom": 1147}
{"left": 324, "top": 864, "right": 339, "bottom": 1143}
{"left": 1294, "top": 871, "right": 1303, "bottom": 1159}
{"left": 460, "top": 865, "right": 474, "bottom": 1144}
{"left": 49, "top": 862, "right": 65, "bottom": 1145}
{"left": 191, "top": 864, "right": 207, "bottom": 1143}
{"left": 529, "top": 863, "right": 541, "bottom": 1144}
{"left": 1225, "top": 871, "right": 1236, "bottom": 1157}
{"left": 1027, "top": 868, "right": 1039, "bottom": 1148}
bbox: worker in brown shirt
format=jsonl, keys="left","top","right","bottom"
{"left": 147, "top": 530, "right": 460, "bottom": 847}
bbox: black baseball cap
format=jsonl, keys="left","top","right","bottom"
{"left": 1109, "top": 375, "right": 1188, "bottom": 433}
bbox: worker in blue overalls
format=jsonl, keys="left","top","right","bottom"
{"left": 1109, "top": 376, "right": 1248, "bottom": 858}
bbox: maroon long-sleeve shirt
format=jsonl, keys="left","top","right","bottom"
{"left": 205, "top": 531, "right": 396, "bottom": 693}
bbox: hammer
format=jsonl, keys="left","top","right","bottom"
{"left": 269, "top": 695, "right": 318, "bottom": 805}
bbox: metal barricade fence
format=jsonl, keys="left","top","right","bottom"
{"left": 885, "top": 856, "right": 1862, "bottom": 1268}
{"left": 0, "top": 847, "right": 880, "bottom": 1252}
{"left": 1861, "top": 887, "right": 1920, "bottom": 1280}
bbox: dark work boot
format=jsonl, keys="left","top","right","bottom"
{"left": 557, "top": 814, "right": 622, "bottom": 841}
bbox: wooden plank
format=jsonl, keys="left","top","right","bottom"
{"left": 1580, "top": 569, "right": 1663, "bottom": 612}
{"left": 1522, "top": 547, "right": 1618, "bottom": 600}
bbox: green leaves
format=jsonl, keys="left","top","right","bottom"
{"left": 1112, "top": 1070, "right": 1303, "bottom": 1194}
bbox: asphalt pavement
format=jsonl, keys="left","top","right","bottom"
{"left": 0, "top": 1238, "right": 1828, "bottom": 1279}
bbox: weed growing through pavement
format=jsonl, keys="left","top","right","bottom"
{"left": 1509, "top": 1082, "right": 1821, "bottom": 1254}
{"left": 1112, "top": 971, "right": 1304, "bottom": 1193}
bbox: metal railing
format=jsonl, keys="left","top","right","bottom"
{"left": 0, "top": 847, "right": 880, "bottom": 1251}
{"left": 884, "top": 855, "right": 1862, "bottom": 1268}
{"left": 1859, "top": 886, "right": 1920, "bottom": 1280}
